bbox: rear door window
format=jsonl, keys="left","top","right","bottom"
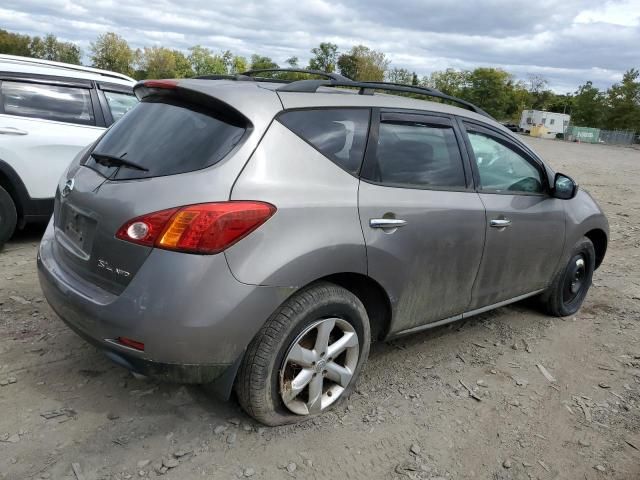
{"left": 363, "top": 113, "right": 467, "bottom": 189}
{"left": 278, "top": 108, "right": 370, "bottom": 175}
{"left": 103, "top": 90, "right": 138, "bottom": 121}
{"left": 85, "top": 97, "right": 247, "bottom": 180}
{"left": 1, "top": 81, "right": 94, "bottom": 125}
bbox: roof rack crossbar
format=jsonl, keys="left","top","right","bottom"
{"left": 277, "top": 79, "right": 492, "bottom": 118}
{"left": 241, "top": 68, "right": 351, "bottom": 82}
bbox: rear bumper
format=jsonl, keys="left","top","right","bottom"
{"left": 37, "top": 220, "right": 294, "bottom": 383}
{"left": 60, "top": 314, "right": 230, "bottom": 383}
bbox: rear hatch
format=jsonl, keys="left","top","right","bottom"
{"left": 52, "top": 80, "right": 271, "bottom": 295}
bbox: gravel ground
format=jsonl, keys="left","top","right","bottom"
{"left": 1, "top": 137, "right": 639, "bottom": 480}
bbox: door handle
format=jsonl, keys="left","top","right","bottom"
{"left": 490, "top": 219, "right": 511, "bottom": 228}
{"left": 370, "top": 218, "right": 407, "bottom": 229}
{"left": 0, "top": 127, "right": 28, "bottom": 135}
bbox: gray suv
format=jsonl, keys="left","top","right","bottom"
{"left": 37, "top": 70, "right": 608, "bottom": 425}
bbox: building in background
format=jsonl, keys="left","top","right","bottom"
{"left": 519, "top": 109, "right": 570, "bottom": 137}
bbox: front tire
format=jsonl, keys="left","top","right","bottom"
{"left": 0, "top": 186, "right": 17, "bottom": 250}
{"left": 235, "top": 282, "right": 371, "bottom": 426}
{"left": 541, "top": 237, "right": 596, "bottom": 316}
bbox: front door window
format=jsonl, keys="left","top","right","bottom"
{"left": 467, "top": 131, "right": 543, "bottom": 194}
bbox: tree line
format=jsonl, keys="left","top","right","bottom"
{"left": 1, "top": 29, "right": 638, "bottom": 132}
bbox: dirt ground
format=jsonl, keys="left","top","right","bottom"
{"left": 1, "top": 137, "right": 639, "bottom": 480}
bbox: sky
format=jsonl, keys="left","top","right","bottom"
{"left": 1, "top": 0, "right": 639, "bottom": 93}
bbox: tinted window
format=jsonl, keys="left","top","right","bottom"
{"left": 467, "top": 131, "right": 543, "bottom": 193}
{"left": 370, "top": 121, "right": 466, "bottom": 188}
{"left": 85, "top": 97, "right": 246, "bottom": 180}
{"left": 1, "top": 81, "right": 94, "bottom": 125}
{"left": 104, "top": 91, "right": 138, "bottom": 121}
{"left": 278, "top": 109, "right": 370, "bottom": 175}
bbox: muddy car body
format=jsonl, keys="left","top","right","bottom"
{"left": 38, "top": 70, "right": 608, "bottom": 425}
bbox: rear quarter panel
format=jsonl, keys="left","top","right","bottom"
{"left": 226, "top": 121, "right": 366, "bottom": 286}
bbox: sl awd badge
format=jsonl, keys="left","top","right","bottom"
{"left": 62, "top": 178, "right": 75, "bottom": 197}
{"left": 97, "top": 259, "right": 131, "bottom": 278}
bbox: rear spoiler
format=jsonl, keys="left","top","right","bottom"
{"left": 133, "top": 80, "right": 250, "bottom": 128}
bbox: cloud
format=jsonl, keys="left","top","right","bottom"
{"left": 1, "top": 0, "right": 638, "bottom": 92}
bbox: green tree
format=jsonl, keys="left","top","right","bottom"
{"left": 188, "top": 45, "right": 226, "bottom": 76}
{"left": 337, "top": 45, "right": 388, "bottom": 81}
{"left": 526, "top": 74, "right": 553, "bottom": 110}
{"left": 230, "top": 55, "right": 248, "bottom": 74}
{"left": 387, "top": 67, "right": 414, "bottom": 85}
{"left": 308, "top": 42, "right": 338, "bottom": 72}
{"left": 461, "top": 68, "right": 515, "bottom": 119}
{"left": 572, "top": 81, "right": 605, "bottom": 127}
{"left": 56, "top": 42, "right": 81, "bottom": 64}
{"left": 221, "top": 50, "right": 233, "bottom": 72}
{"left": 508, "top": 81, "right": 532, "bottom": 120}
{"left": 172, "top": 50, "right": 193, "bottom": 78}
{"left": 605, "top": 69, "right": 640, "bottom": 132}
{"left": 0, "top": 29, "right": 33, "bottom": 56}
{"left": 90, "top": 32, "right": 135, "bottom": 75}
{"left": 138, "top": 46, "right": 176, "bottom": 79}
{"left": 30, "top": 34, "right": 81, "bottom": 64}
{"left": 337, "top": 53, "right": 357, "bottom": 79}
{"left": 250, "top": 54, "right": 278, "bottom": 71}
{"left": 426, "top": 68, "right": 467, "bottom": 97}
{"left": 137, "top": 47, "right": 193, "bottom": 79}
{"left": 285, "top": 56, "right": 299, "bottom": 68}
{"left": 545, "top": 93, "right": 573, "bottom": 115}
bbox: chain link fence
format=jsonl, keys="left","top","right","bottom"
{"left": 563, "top": 123, "right": 637, "bottom": 145}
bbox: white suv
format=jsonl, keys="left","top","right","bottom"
{"left": 0, "top": 54, "right": 137, "bottom": 248}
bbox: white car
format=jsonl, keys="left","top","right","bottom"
{"left": 0, "top": 54, "right": 137, "bottom": 248}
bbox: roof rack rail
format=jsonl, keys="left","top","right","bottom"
{"left": 0, "top": 54, "right": 135, "bottom": 83}
{"left": 193, "top": 74, "right": 253, "bottom": 81}
{"left": 277, "top": 79, "right": 492, "bottom": 118}
{"left": 241, "top": 68, "right": 351, "bottom": 82}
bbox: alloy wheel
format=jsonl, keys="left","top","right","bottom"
{"left": 279, "top": 317, "right": 359, "bottom": 415}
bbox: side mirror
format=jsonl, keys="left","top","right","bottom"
{"left": 553, "top": 172, "right": 578, "bottom": 199}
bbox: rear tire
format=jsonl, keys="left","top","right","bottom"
{"left": 0, "top": 186, "right": 17, "bottom": 250}
{"left": 540, "top": 237, "right": 595, "bottom": 317}
{"left": 235, "top": 282, "right": 371, "bottom": 426}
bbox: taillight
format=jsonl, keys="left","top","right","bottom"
{"left": 117, "top": 337, "right": 145, "bottom": 351}
{"left": 116, "top": 202, "right": 276, "bottom": 254}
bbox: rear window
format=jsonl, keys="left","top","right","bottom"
{"left": 85, "top": 97, "right": 247, "bottom": 180}
{"left": 278, "top": 108, "right": 370, "bottom": 175}
{"left": 1, "top": 81, "right": 94, "bottom": 126}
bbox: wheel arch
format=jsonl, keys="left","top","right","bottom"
{"left": 218, "top": 272, "right": 393, "bottom": 400}
{"left": 0, "top": 160, "right": 27, "bottom": 221}
{"left": 314, "top": 272, "right": 393, "bottom": 342}
{"left": 584, "top": 228, "right": 607, "bottom": 269}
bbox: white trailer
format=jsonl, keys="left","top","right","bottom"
{"left": 519, "top": 110, "right": 570, "bottom": 136}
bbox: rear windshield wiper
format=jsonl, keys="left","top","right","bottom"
{"left": 91, "top": 152, "right": 149, "bottom": 172}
